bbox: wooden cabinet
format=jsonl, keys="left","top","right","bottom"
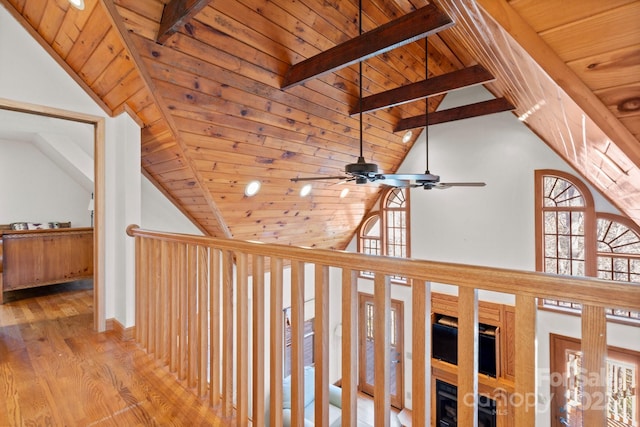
{"left": 431, "top": 292, "right": 516, "bottom": 427}
{"left": 0, "top": 228, "right": 93, "bottom": 303}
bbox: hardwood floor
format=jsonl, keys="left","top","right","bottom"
{"left": 356, "top": 391, "right": 402, "bottom": 427}
{"left": 0, "top": 282, "right": 225, "bottom": 426}
{"left": 0, "top": 282, "right": 406, "bottom": 426}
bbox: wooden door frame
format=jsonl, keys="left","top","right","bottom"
{"left": 358, "top": 291, "right": 405, "bottom": 409}
{"left": 0, "top": 97, "right": 105, "bottom": 331}
{"left": 550, "top": 333, "right": 640, "bottom": 426}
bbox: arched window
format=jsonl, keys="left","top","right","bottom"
{"left": 535, "top": 170, "right": 596, "bottom": 278}
{"left": 597, "top": 213, "right": 640, "bottom": 321}
{"left": 535, "top": 170, "right": 639, "bottom": 322}
{"left": 359, "top": 213, "right": 381, "bottom": 258}
{"left": 357, "top": 187, "right": 410, "bottom": 282}
{"left": 597, "top": 213, "right": 640, "bottom": 282}
{"left": 383, "top": 187, "right": 409, "bottom": 260}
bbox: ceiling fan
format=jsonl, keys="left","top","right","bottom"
{"left": 402, "top": 39, "right": 486, "bottom": 190}
{"left": 290, "top": 5, "right": 485, "bottom": 190}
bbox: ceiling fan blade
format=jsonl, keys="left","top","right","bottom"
{"left": 432, "top": 182, "right": 486, "bottom": 189}
{"left": 381, "top": 172, "right": 440, "bottom": 182}
{"left": 290, "top": 176, "right": 348, "bottom": 182}
{"left": 374, "top": 178, "right": 413, "bottom": 187}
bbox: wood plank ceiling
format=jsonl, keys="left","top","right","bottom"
{"left": 1, "top": 0, "right": 639, "bottom": 249}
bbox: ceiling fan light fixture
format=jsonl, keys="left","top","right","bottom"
{"left": 244, "top": 180, "right": 261, "bottom": 196}
{"left": 345, "top": 156, "right": 378, "bottom": 175}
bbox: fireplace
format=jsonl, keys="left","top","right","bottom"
{"left": 436, "top": 379, "right": 497, "bottom": 427}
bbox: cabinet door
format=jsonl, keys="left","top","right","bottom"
{"left": 4, "top": 230, "right": 93, "bottom": 290}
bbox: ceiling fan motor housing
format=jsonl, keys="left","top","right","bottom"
{"left": 345, "top": 156, "right": 379, "bottom": 181}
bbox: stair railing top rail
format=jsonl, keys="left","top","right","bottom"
{"left": 126, "top": 225, "right": 640, "bottom": 312}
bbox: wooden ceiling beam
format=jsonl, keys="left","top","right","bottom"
{"left": 394, "top": 97, "right": 515, "bottom": 132}
{"left": 280, "top": 4, "right": 453, "bottom": 90}
{"left": 157, "top": 0, "right": 211, "bottom": 44}
{"left": 352, "top": 65, "right": 495, "bottom": 115}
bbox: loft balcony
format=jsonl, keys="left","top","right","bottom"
{"left": 125, "top": 226, "right": 640, "bottom": 426}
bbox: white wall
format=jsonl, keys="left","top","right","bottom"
{"left": 339, "top": 86, "right": 639, "bottom": 424}
{"left": 0, "top": 138, "right": 93, "bottom": 226}
{"left": 0, "top": 3, "right": 140, "bottom": 328}
{"left": 0, "top": 4, "right": 198, "bottom": 328}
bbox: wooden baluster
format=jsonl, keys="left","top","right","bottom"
{"left": 269, "top": 257, "right": 284, "bottom": 427}
{"left": 290, "top": 260, "right": 305, "bottom": 427}
{"left": 161, "top": 240, "right": 170, "bottom": 365}
{"left": 187, "top": 244, "right": 197, "bottom": 388}
{"left": 314, "top": 264, "right": 330, "bottom": 427}
{"left": 169, "top": 241, "right": 178, "bottom": 373}
{"left": 342, "top": 268, "right": 358, "bottom": 427}
{"left": 178, "top": 242, "right": 188, "bottom": 381}
{"left": 514, "top": 295, "right": 536, "bottom": 427}
{"left": 581, "top": 305, "right": 607, "bottom": 426}
{"left": 209, "top": 248, "right": 221, "bottom": 407}
{"left": 133, "top": 235, "right": 138, "bottom": 341}
{"left": 135, "top": 236, "right": 146, "bottom": 346}
{"left": 155, "top": 239, "right": 164, "bottom": 359}
{"left": 412, "top": 279, "right": 431, "bottom": 427}
{"left": 458, "top": 287, "right": 479, "bottom": 426}
{"left": 197, "top": 245, "right": 208, "bottom": 397}
{"left": 149, "top": 239, "right": 157, "bottom": 356}
{"left": 221, "top": 250, "right": 234, "bottom": 417}
{"left": 374, "top": 273, "right": 391, "bottom": 427}
{"left": 236, "top": 252, "right": 249, "bottom": 425}
{"left": 252, "top": 254, "right": 265, "bottom": 425}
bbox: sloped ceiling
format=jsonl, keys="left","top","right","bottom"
{"left": 1, "top": 0, "right": 638, "bottom": 249}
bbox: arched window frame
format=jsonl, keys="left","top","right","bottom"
{"left": 535, "top": 169, "right": 640, "bottom": 323}
{"left": 357, "top": 187, "right": 410, "bottom": 283}
{"left": 534, "top": 169, "right": 597, "bottom": 278}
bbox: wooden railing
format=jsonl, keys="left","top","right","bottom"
{"left": 127, "top": 225, "right": 640, "bottom": 427}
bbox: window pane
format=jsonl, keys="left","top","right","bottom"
{"left": 598, "top": 218, "right": 640, "bottom": 254}
{"left": 545, "top": 235, "right": 558, "bottom": 257}
{"left": 571, "top": 212, "right": 584, "bottom": 235}
{"left": 543, "top": 176, "right": 585, "bottom": 207}
{"left": 598, "top": 256, "right": 613, "bottom": 271}
{"left": 572, "top": 236, "right": 584, "bottom": 260}
{"left": 557, "top": 212, "right": 571, "bottom": 234}
{"left": 558, "top": 259, "right": 572, "bottom": 275}
{"left": 558, "top": 236, "right": 571, "bottom": 259}
{"left": 572, "top": 260, "right": 584, "bottom": 276}
{"left": 598, "top": 270, "right": 613, "bottom": 280}
{"left": 545, "top": 258, "right": 558, "bottom": 274}
{"left": 363, "top": 216, "right": 380, "bottom": 237}
{"left": 545, "top": 211, "right": 557, "bottom": 233}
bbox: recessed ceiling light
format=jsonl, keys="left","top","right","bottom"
{"left": 245, "top": 180, "right": 261, "bottom": 196}
{"left": 68, "top": 0, "right": 85, "bottom": 10}
{"left": 402, "top": 130, "right": 413, "bottom": 143}
{"left": 300, "top": 184, "right": 312, "bottom": 197}
{"left": 340, "top": 188, "right": 349, "bottom": 198}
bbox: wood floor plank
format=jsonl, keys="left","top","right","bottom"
{"left": 0, "top": 282, "right": 225, "bottom": 426}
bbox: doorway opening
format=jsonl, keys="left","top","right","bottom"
{"left": 358, "top": 292, "right": 405, "bottom": 409}
{"left": 0, "top": 97, "right": 105, "bottom": 331}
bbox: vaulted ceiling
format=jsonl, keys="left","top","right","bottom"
{"left": 2, "top": 0, "right": 639, "bottom": 249}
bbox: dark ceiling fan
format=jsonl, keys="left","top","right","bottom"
{"left": 402, "top": 39, "right": 486, "bottom": 190}
{"left": 290, "top": 0, "right": 438, "bottom": 188}
{"left": 290, "top": 4, "right": 485, "bottom": 190}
